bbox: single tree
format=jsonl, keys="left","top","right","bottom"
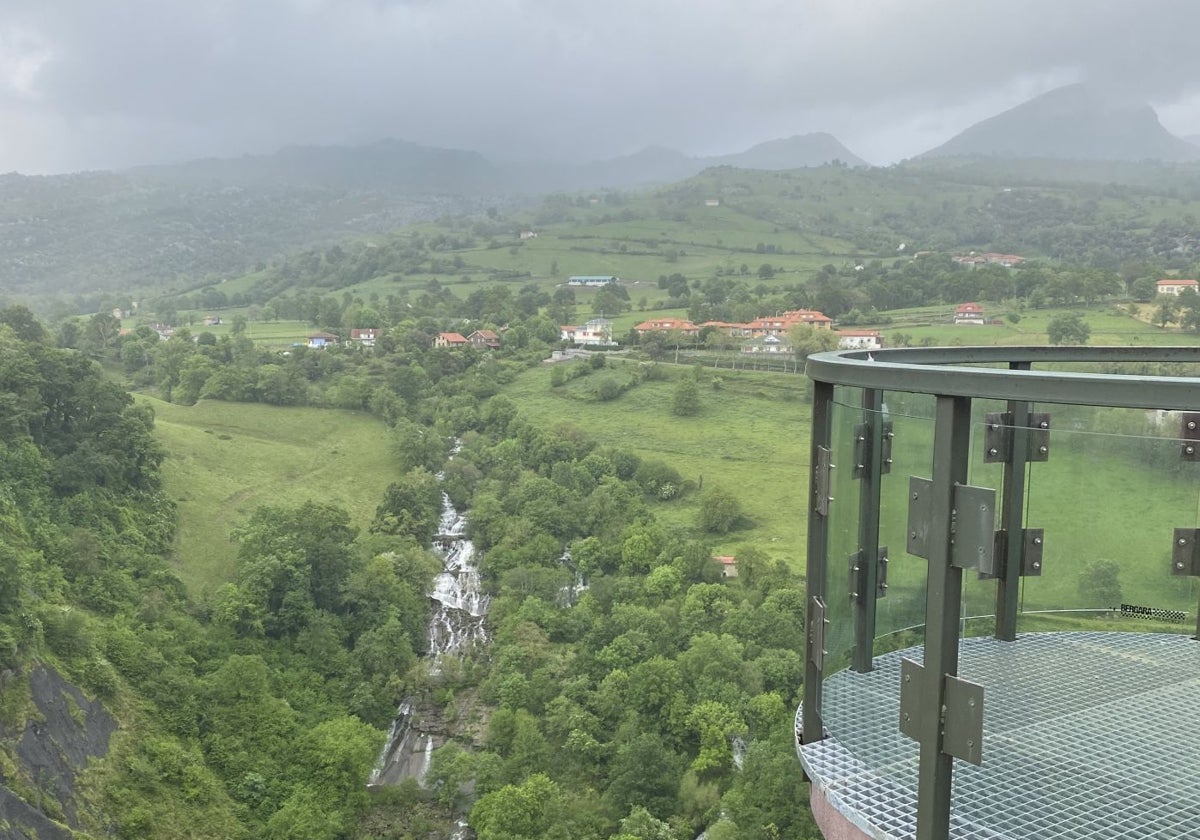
{"left": 1046, "top": 312, "right": 1091, "bottom": 345}
{"left": 672, "top": 376, "right": 701, "bottom": 416}
{"left": 697, "top": 486, "right": 742, "bottom": 534}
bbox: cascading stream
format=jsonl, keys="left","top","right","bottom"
{"left": 368, "top": 489, "right": 489, "bottom": 787}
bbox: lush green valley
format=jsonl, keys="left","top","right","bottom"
{"left": 6, "top": 157, "right": 1200, "bottom": 839}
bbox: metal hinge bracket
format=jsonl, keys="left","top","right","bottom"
{"left": 1182, "top": 414, "right": 1200, "bottom": 462}
{"left": 899, "top": 658, "right": 984, "bottom": 765}
{"left": 907, "top": 477, "right": 997, "bottom": 570}
{"left": 814, "top": 446, "right": 833, "bottom": 516}
{"left": 848, "top": 547, "right": 889, "bottom": 604}
{"left": 981, "top": 528, "right": 1045, "bottom": 578}
{"left": 852, "top": 420, "right": 894, "bottom": 479}
{"left": 983, "top": 411, "right": 1051, "bottom": 463}
{"left": 809, "top": 596, "right": 828, "bottom": 671}
{"left": 1172, "top": 528, "right": 1200, "bottom": 576}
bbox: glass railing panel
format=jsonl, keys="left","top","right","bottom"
{"left": 875, "top": 392, "right": 935, "bottom": 651}
{"left": 814, "top": 390, "right": 938, "bottom": 820}
{"left": 820, "top": 390, "right": 865, "bottom": 681}
{"left": 1019, "top": 404, "right": 1198, "bottom": 632}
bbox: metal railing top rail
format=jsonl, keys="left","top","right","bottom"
{"left": 805, "top": 345, "right": 1200, "bottom": 410}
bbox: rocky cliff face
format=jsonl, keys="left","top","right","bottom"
{"left": 0, "top": 665, "right": 117, "bottom": 839}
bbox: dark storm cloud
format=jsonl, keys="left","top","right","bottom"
{"left": 3, "top": 0, "right": 1200, "bottom": 173}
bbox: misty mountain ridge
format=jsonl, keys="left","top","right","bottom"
{"left": 921, "top": 83, "right": 1200, "bottom": 162}
{"left": 130, "top": 138, "right": 504, "bottom": 193}
{"left": 129, "top": 133, "right": 868, "bottom": 194}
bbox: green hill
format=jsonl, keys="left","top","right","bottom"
{"left": 147, "top": 397, "right": 398, "bottom": 593}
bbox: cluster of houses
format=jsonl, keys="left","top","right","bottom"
{"left": 306, "top": 328, "right": 504, "bottom": 351}
{"left": 952, "top": 252, "right": 1026, "bottom": 268}
{"left": 304, "top": 328, "right": 383, "bottom": 349}
{"left": 432, "top": 329, "right": 502, "bottom": 350}
{"left": 625, "top": 309, "right": 885, "bottom": 353}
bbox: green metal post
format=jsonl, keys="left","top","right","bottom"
{"left": 852, "top": 388, "right": 885, "bottom": 672}
{"left": 915, "top": 395, "right": 972, "bottom": 840}
{"left": 802, "top": 380, "right": 834, "bottom": 745}
{"left": 995, "top": 393, "right": 1029, "bottom": 641}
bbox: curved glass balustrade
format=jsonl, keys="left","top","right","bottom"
{"left": 799, "top": 347, "right": 1200, "bottom": 840}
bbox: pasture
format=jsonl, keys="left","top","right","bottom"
{"left": 144, "top": 396, "right": 398, "bottom": 594}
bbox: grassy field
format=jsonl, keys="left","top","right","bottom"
{"left": 500, "top": 347, "right": 1200, "bottom": 631}
{"left": 502, "top": 359, "right": 814, "bottom": 564}
{"left": 879, "top": 305, "right": 1200, "bottom": 348}
{"left": 143, "top": 396, "right": 399, "bottom": 595}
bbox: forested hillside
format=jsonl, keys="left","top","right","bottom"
{"left": 12, "top": 156, "right": 1200, "bottom": 316}
{"left": 0, "top": 297, "right": 825, "bottom": 839}
{"left": 119, "top": 159, "right": 1200, "bottom": 345}
{"left": 12, "top": 154, "right": 1200, "bottom": 840}
{"left": 0, "top": 307, "right": 435, "bottom": 838}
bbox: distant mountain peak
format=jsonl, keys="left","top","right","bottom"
{"left": 714, "top": 133, "right": 868, "bottom": 169}
{"left": 922, "top": 83, "right": 1199, "bottom": 163}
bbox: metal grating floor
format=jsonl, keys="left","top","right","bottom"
{"left": 799, "top": 632, "right": 1200, "bottom": 840}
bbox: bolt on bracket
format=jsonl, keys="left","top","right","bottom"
{"left": 848, "top": 547, "right": 889, "bottom": 604}
{"left": 1172, "top": 528, "right": 1200, "bottom": 576}
{"left": 898, "top": 657, "right": 985, "bottom": 766}
{"left": 851, "top": 420, "right": 894, "bottom": 479}
{"left": 809, "top": 596, "right": 828, "bottom": 671}
{"left": 814, "top": 446, "right": 833, "bottom": 517}
{"left": 1182, "top": 414, "right": 1200, "bottom": 462}
{"left": 907, "top": 477, "right": 996, "bottom": 570}
{"left": 981, "top": 528, "right": 1045, "bottom": 579}
{"left": 983, "top": 411, "right": 1051, "bottom": 463}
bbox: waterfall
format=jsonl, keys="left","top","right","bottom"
{"left": 555, "top": 547, "right": 589, "bottom": 607}
{"left": 428, "top": 493, "right": 489, "bottom": 670}
{"left": 369, "top": 484, "right": 489, "bottom": 788}
{"left": 731, "top": 735, "right": 747, "bottom": 770}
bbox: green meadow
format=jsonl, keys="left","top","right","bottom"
{"left": 143, "top": 396, "right": 398, "bottom": 594}
{"left": 880, "top": 305, "right": 1200, "bottom": 348}
{"left": 503, "top": 358, "right": 815, "bottom": 564}
{"left": 503, "top": 350, "right": 1200, "bottom": 632}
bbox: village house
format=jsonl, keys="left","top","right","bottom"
{"left": 468, "top": 329, "right": 502, "bottom": 349}
{"left": 561, "top": 318, "right": 617, "bottom": 347}
{"left": 349, "top": 328, "right": 380, "bottom": 347}
{"left": 952, "top": 252, "right": 1026, "bottom": 268}
{"left": 698, "top": 320, "right": 746, "bottom": 336}
{"left": 714, "top": 555, "right": 738, "bottom": 578}
{"left": 954, "top": 302, "right": 985, "bottom": 325}
{"left": 307, "top": 331, "right": 339, "bottom": 349}
{"left": 740, "top": 334, "right": 793, "bottom": 354}
{"left": 568, "top": 275, "right": 621, "bottom": 287}
{"left": 1156, "top": 278, "right": 1200, "bottom": 296}
{"left": 633, "top": 318, "right": 700, "bottom": 336}
{"left": 202, "top": 315, "right": 222, "bottom": 327}
{"left": 519, "top": 230, "right": 538, "bottom": 240}
{"left": 836, "top": 329, "right": 884, "bottom": 350}
{"left": 734, "top": 309, "right": 833, "bottom": 337}
{"left": 433, "top": 332, "right": 470, "bottom": 348}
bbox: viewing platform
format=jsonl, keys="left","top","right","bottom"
{"left": 796, "top": 347, "right": 1200, "bottom": 840}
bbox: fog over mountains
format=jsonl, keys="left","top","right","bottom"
{"left": 920, "top": 84, "right": 1200, "bottom": 162}
{"left": 129, "top": 133, "right": 868, "bottom": 195}
{"left": 72, "top": 83, "right": 1200, "bottom": 191}
{"left": 6, "top": 82, "right": 1200, "bottom": 300}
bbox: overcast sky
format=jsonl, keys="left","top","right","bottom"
{"left": 4, "top": 0, "right": 1200, "bottom": 174}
